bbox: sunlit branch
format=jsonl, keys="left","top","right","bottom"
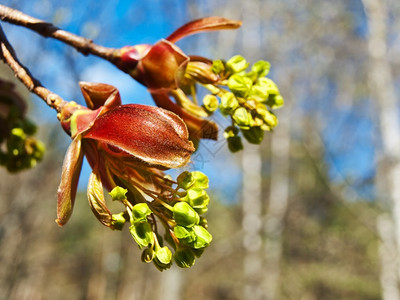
{"left": 0, "top": 5, "right": 119, "bottom": 63}
{"left": 0, "top": 24, "right": 66, "bottom": 112}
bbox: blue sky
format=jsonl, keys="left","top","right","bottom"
{"left": 1, "top": 0, "right": 380, "bottom": 203}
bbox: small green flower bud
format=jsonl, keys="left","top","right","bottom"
{"left": 174, "top": 247, "right": 196, "bottom": 268}
{"left": 153, "top": 246, "right": 172, "bottom": 271}
{"left": 111, "top": 212, "right": 127, "bottom": 231}
{"left": 192, "top": 225, "right": 213, "bottom": 249}
{"left": 109, "top": 186, "right": 128, "bottom": 201}
{"left": 21, "top": 119, "right": 37, "bottom": 136}
{"left": 191, "top": 248, "right": 205, "bottom": 258}
{"left": 129, "top": 222, "right": 154, "bottom": 249}
{"left": 226, "top": 55, "right": 249, "bottom": 73}
{"left": 141, "top": 248, "right": 155, "bottom": 263}
{"left": 203, "top": 94, "right": 219, "bottom": 113}
{"left": 173, "top": 202, "right": 200, "bottom": 228}
{"left": 262, "top": 110, "right": 278, "bottom": 127}
{"left": 256, "top": 104, "right": 278, "bottom": 128}
{"left": 223, "top": 126, "right": 239, "bottom": 139}
{"left": 227, "top": 135, "right": 243, "bottom": 153}
{"left": 228, "top": 74, "right": 253, "bottom": 97}
{"left": 258, "top": 78, "right": 279, "bottom": 95}
{"left": 251, "top": 60, "right": 271, "bottom": 77}
{"left": 219, "top": 92, "right": 239, "bottom": 116}
{"left": 232, "top": 107, "right": 252, "bottom": 129}
{"left": 177, "top": 171, "right": 195, "bottom": 190}
{"left": 199, "top": 217, "right": 208, "bottom": 229}
{"left": 242, "top": 126, "right": 264, "bottom": 144}
{"left": 250, "top": 80, "right": 269, "bottom": 102}
{"left": 131, "top": 203, "right": 152, "bottom": 223}
{"left": 266, "top": 94, "right": 284, "bottom": 109}
{"left": 10, "top": 127, "right": 25, "bottom": 139}
{"left": 186, "top": 188, "right": 210, "bottom": 213}
{"left": 191, "top": 171, "right": 209, "bottom": 189}
{"left": 211, "top": 59, "right": 225, "bottom": 74}
{"left": 31, "top": 139, "right": 45, "bottom": 160}
{"left": 174, "top": 225, "right": 196, "bottom": 243}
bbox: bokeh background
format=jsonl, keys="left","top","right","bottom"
{"left": 1, "top": 0, "right": 399, "bottom": 299}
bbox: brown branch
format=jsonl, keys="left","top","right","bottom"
{"left": 0, "top": 5, "right": 120, "bottom": 63}
{"left": 0, "top": 24, "right": 66, "bottom": 112}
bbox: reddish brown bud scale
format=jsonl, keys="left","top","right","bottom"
{"left": 79, "top": 82, "right": 121, "bottom": 110}
{"left": 152, "top": 93, "right": 218, "bottom": 141}
{"left": 166, "top": 17, "right": 242, "bottom": 43}
{"left": 84, "top": 104, "right": 195, "bottom": 168}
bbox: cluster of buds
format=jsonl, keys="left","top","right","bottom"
{"left": 0, "top": 79, "right": 45, "bottom": 172}
{"left": 108, "top": 170, "right": 211, "bottom": 270}
{"left": 210, "top": 55, "right": 284, "bottom": 151}
{"left": 56, "top": 82, "right": 211, "bottom": 269}
{"left": 114, "top": 17, "right": 283, "bottom": 151}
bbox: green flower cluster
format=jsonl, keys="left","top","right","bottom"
{"left": 207, "top": 55, "right": 284, "bottom": 152}
{"left": 0, "top": 81, "right": 45, "bottom": 172}
{"left": 109, "top": 171, "right": 212, "bottom": 270}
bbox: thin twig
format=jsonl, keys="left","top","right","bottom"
{"left": 0, "top": 5, "right": 120, "bottom": 63}
{"left": 0, "top": 24, "right": 66, "bottom": 112}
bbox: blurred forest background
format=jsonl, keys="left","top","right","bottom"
{"left": 1, "top": 0, "right": 400, "bottom": 299}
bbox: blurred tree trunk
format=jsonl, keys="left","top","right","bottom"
{"left": 241, "top": 1, "right": 264, "bottom": 299}
{"left": 262, "top": 92, "right": 291, "bottom": 300}
{"left": 242, "top": 145, "right": 263, "bottom": 299}
{"left": 362, "top": 0, "right": 400, "bottom": 299}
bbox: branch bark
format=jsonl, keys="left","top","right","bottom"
{"left": 0, "top": 24, "right": 66, "bottom": 112}
{"left": 0, "top": 5, "right": 119, "bottom": 63}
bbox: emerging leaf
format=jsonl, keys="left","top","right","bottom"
{"left": 56, "top": 135, "right": 84, "bottom": 226}
{"left": 87, "top": 171, "right": 112, "bottom": 227}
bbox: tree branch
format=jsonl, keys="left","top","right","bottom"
{"left": 0, "top": 5, "right": 120, "bottom": 63}
{"left": 0, "top": 24, "right": 66, "bottom": 112}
